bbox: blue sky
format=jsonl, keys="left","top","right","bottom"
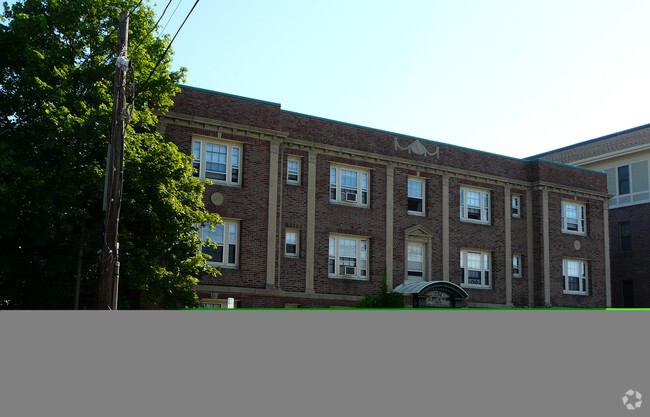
{"left": 152, "top": 0, "right": 650, "bottom": 159}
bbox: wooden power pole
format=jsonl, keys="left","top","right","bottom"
{"left": 98, "top": 11, "right": 129, "bottom": 310}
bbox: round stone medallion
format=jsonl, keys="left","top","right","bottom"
{"left": 210, "top": 192, "right": 224, "bottom": 206}
{"left": 574, "top": 240, "right": 581, "bottom": 251}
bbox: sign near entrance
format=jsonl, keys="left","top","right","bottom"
{"left": 393, "top": 281, "right": 468, "bottom": 308}
{"left": 423, "top": 290, "right": 451, "bottom": 307}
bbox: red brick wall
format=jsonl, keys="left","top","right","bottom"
{"left": 391, "top": 169, "right": 444, "bottom": 287}
{"left": 609, "top": 202, "right": 650, "bottom": 307}
{"left": 277, "top": 148, "right": 309, "bottom": 292}
{"left": 312, "top": 155, "right": 386, "bottom": 296}
{"left": 546, "top": 193, "right": 607, "bottom": 307}
{"left": 163, "top": 86, "right": 611, "bottom": 308}
{"left": 171, "top": 87, "right": 607, "bottom": 193}
{"left": 511, "top": 188, "right": 530, "bottom": 306}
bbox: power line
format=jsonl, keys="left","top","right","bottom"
{"left": 130, "top": 0, "right": 175, "bottom": 56}
{"left": 133, "top": 0, "right": 200, "bottom": 103}
{"left": 161, "top": 0, "right": 185, "bottom": 35}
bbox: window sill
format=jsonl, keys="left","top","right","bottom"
{"left": 329, "top": 200, "right": 370, "bottom": 209}
{"left": 202, "top": 180, "right": 242, "bottom": 188}
{"left": 561, "top": 230, "right": 586, "bottom": 236}
{"left": 207, "top": 262, "right": 239, "bottom": 269}
{"left": 286, "top": 181, "right": 301, "bottom": 186}
{"left": 328, "top": 275, "right": 369, "bottom": 281}
{"left": 460, "top": 219, "right": 490, "bottom": 225}
{"left": 460, "top": 284, "right": 491, "bottom": 290}
{"left": 563, "top": 291, "right": 587, "bottom": 296}
{"left": 284, "top": 254, "right": 299, "bottom": 258}
{"left": 408, "top": 211, "right": 425, "bottom": 216}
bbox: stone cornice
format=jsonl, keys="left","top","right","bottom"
{"left": 159, "top": 111, "right": 288, "bottom": 140}
{"left": 531, "top": 183, "right": 611, "bottom": 200}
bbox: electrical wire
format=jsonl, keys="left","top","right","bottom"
{"left": 130, "top": 0, "right": 175, "bottom": 57}
{"left": 160, "top": 0, "right": 185, "bottom": 35}
{"left": 134, "top": 0, "right": 200, "bottom": 103}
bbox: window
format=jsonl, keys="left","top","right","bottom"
{"left": 328, "top": 235, "right": 368, "bottom": 279}
{"left": 287, "top": 157, "right": 300, "bottom": 184}
{"left": 199, "top": 220, "right": 239, "bottom": 267}
{"left": 618, "top": 165, "right": 630, "bottom": 195}
{"left": 512, "top": 254, "right": 522, "bottom": 278}
{"left": 460, "top": 187, "right": 490, "bottom": 223}
{"left": 285, "top": 229, "right": 299, "bottom": 257}
{"left": 460, "top": 250, "right": 491, "bottom": 288}
{"left": 407, "top": 242, "right": 425, "bottom": 282}
{"left": 200, "top": 300, "right": 224, "bottom": 309}
{"left": 330, "top": 165, "right": 369, "bottom": 206}
{"left": 619, "top": 221, "right": 632, "bottom": 252}
{"left": 512, "top": 195, "right": 521, "bottom": 217}
{"left": 192, "top": 138, "right": 241, "bottom": 185}
{"left": 407, "top": 178, "right": 425, "bottom": 214}
{"left": 562, "top": 259, "right": 588, "bottom": 295}
{"left": 604, "top": 161, "right": 649, "bottom": 207}
{"left": 561, "top": 201, "right": 586, "bottom": 234}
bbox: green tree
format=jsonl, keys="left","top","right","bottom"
{"left": 0, "top": 0, "right": 220, "bottom": 309}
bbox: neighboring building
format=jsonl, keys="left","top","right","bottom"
{"left": 158, "top": 85, "right": 611, "bottom": 308}
{"left": 530, "top": 124, "right": 650, "bottom": 308}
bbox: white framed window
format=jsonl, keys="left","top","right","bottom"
{"left": 561, "top": 201, "right": 586, "bottom": 234}
{"left": 285, "top": 229, "right": 299, "bottom": 257}
{"left": 512, "top": 254, "right": 522, "bottom": 278}
{"left": 287, "top": 157, "right": 300, "bottom": 185}
{"left": 330, "top": 165, "right": 369, "bottom": 206}
{"left": 407, "top": 241, "right": 425, "bottom": 282}
{"left": 460, "top": 250, "right": 491, "bottom": 288}
{"left": 408, "top": 178, "right": 425, "bottom": 215}
{"left": 328, "top": 234, "right": 368, "bottom": 279}
{"left": 512, "top": 195, "right": 521, "bottom": 217}
{"left": 199, "top": 219, "right": 240, "bottom": 267}
{"left": 562, "top": 259, "right": 588, "bottom": 295}
{"left": 460, "top": 187, "right": 490, "bottom": 223}
{"left": 192, "top": 138, "right": 241, "bottom": 185}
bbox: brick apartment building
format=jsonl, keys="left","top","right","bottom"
{"left": 158, "top": 85, "right": 611, "bottom": 308}
{"left": 531, "top": 124, "right": 650, "bottom": 307}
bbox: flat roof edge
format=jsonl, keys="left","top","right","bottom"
{"left": 179, "top": 85, "right": 282, "bottom": 107}
{"left": 528, "top": 158, "right": 607, "bottom": 175}
{"left": 526, "top": 122, "right": 650, "bottom": 160}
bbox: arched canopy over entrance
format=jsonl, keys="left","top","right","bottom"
{"left": 393, "top": 281, "right": 469, "bottom": 308}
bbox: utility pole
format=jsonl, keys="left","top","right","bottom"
{"left": 98, "top": 11, "right": 129, "bottom": 310}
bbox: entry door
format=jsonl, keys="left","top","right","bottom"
{"left": 406, "top": 242, "right": 425, "bottom": 283}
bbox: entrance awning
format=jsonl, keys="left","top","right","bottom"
{"left": 393, "top": 281, "right": 469, "bottom": 308}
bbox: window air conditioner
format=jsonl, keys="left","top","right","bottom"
{"left": 340, "top": 266, "right": 356, "bottom": 276}
{"left": 344, "top": 192, "right": 357, "bottom": 202}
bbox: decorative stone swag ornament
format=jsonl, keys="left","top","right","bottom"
{"left": 394, "top": 137, "right": 440, "bottom": 160}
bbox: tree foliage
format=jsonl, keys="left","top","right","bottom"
{"left": 0, "top": 0, "right": 220, "bottom": 308}
{"left": 357, "top": 272, "right": 406, "bottom": 308}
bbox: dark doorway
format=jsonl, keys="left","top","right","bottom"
{"left": 622, "top": 280, "right": 634, "bottom": 308}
